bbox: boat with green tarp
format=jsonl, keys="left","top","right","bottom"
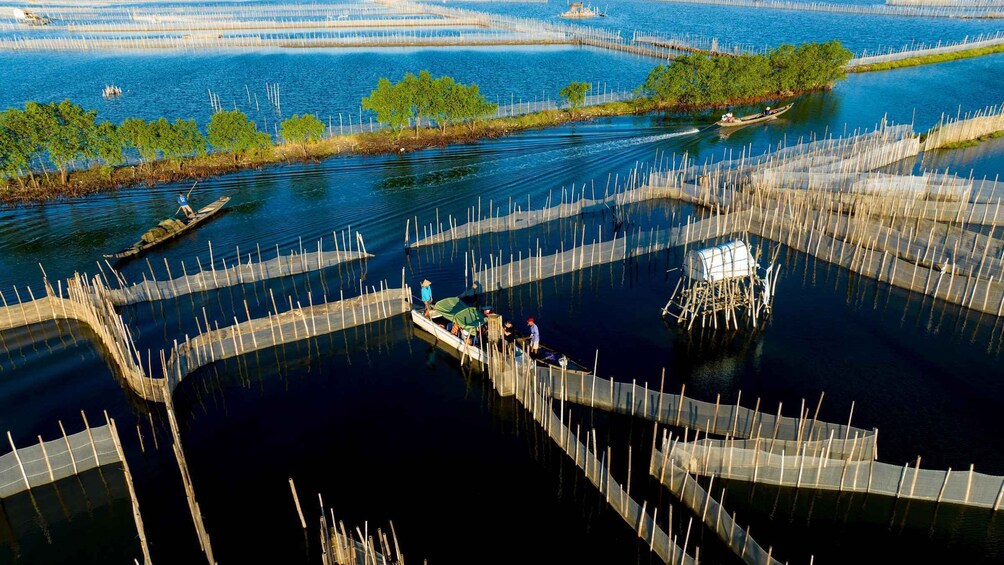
{"left": 411, "top": 295, "right": 490, "bottom": 364}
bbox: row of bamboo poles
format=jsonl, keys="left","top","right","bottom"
{"left": 482, "top": 338, "right": 794, "bottom": 564}
{"left": 101, "top": 229, "right": 370, "bottom": 305}
{"left": 162, "top": 280, "right": 411, "bottom": 395}
{"left": 653, "top": 425, "right": 1004, "bottom": 510}
{"left": 923, "top": 103, "right": 1004, "bottom": 150}
{"left": 1, "top": 412, "right": 151, "bottom": 563}
{"left": 887, "top": 0, "right": 1004, "bottom": 7}
{"left": 534, "top": 366, "right": 872, "bottom": 448}
{"left": 849, "top": 31, "right": 1004, "bottom": 66}
{"left": 653, "top": 0, "right": 1004, "bottom": 18}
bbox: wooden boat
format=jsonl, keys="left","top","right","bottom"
{"left": 716, "top": 103, "right": 793, "bottom": 128}
{"left": 104, "top": 196, "right": 231, "bottom": 260}
{"left": 411, "top": 305, "right": 488, "bottom": 365}
{"left": 528, "top": 342, "right": 592, "bottom": 377}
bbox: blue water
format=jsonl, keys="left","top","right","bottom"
{"left": 2, "top": 6, "right": 1004, "bottom": 564}
{"left": 465, "top": 0, "right": 1004, "bottom": 54}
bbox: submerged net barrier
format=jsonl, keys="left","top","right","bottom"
{"left": 412, "top": 124, "right": 923, "bottom": 251}
{"left": 1, "top": 419, "right": 117, "bottom": 498}
{"left": 487, "top": 346, "right": 699, "bottom": 565}
{"left": 163, "top": 283, "right": 411, "bottom": 394}
{"left": 649, "top": 450, "right": 785, "bottom": 565}
{"left": 923, "top": 103, "right": 1004, "bottom": 151}
{"left": 653, "top": 433, "right": 1004, "bottom": 511}
{"left": 103, "top": 229, "right": 371, "bottom": 305}
{"left": 453, "top": 122, "right": 1004, "bottom": 316}
{"left": 849, "top": 31, "right": 1004, "bottom": 67}
{"left": 653, "top": 0, "right": 1004, "bottom": 18}
{"left": 3, "top": 1, "right": 676, "bottom": 59}
{"left": 1, "top": 413, "right": 152, "bottom": 563}
{"left": 481, "top": 344, "right": 795, "bottom": 564}
{"left": 0, "top": 275, "right": 163, "bottom": 401}
{"left": 406, "top": 167, "right": 664, "bottom": 249}
{"left": 537, "top": 367, "right": 875, "bottom": 451}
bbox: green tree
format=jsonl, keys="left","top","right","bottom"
{"left": 642, "top": 41, "right": 853, "bottom": 107}
{"left": 156, "top": 118, "right": 206, "bottom": 170}
{"left": 92, "top": 121, "right": 125, "bottom": 169}
{"left": 362, "top": 77, "right": 415, "bottom": 134}
{"left": 40, "top": 100, "right": 99, "bottom": 185}
{"left": 119, "top": 117, "right": 160, "bottom": 164}
{"left": 448, "top": 83, "right": 497, "bottom": 132}
{"left": 0, "top": 109, "right": 34, "bottom": 186}
{"left": 559, "top": 82, "right": 591, "bottom": 110}
{"left": 279, "top": 114, "right": 325, "bottom": 156}
{"left": 207, "top": 110, "right": 271, "bottom": 163}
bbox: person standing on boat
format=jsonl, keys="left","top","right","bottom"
{"left": 527, "top": 317, "right": 540, "bottom": 355}
{"left": 177, "top": 192, "right": 195, "bottom": 219}
{"left": 421, "top": 279, "right": 433, "bottom": 317}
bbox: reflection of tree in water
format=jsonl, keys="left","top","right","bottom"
{"left": 374, "top": 155, "right": 480, "bottom": 192}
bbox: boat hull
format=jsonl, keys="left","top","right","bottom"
{"left": 104, "top": 196, "right": 231, "bottom": 260}
{"left": 411, "top": 309, "right": 487, "bottom": 364}
{"left": 717, "top": 103, "right": 793, "bottom": 128}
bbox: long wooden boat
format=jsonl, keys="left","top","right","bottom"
{"left": 716, "top": 103, "right": 793, "bottom": 128}
{"left": 517, "top": 339, "right": 592, "bottom": 377}
{"left": 104, "top": 196, "right": 231, "bottom": 260}
{"left": 410, "top": 306, "right": 489, "bottom": 365}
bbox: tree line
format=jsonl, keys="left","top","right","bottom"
{"left": 1, "top": 42, "right": 854, "bottom": 189}
{"left": 362, "top": 70, "right": 498, "bottom": 134}
{"left": 642, "top": 41, "right": 853, "bottom": 106}
{"left": 0, "top": 101, "right": 326, "bottom": 186}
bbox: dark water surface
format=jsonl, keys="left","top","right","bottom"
{"left": 3, "top": 29, "right": 1004, "bottom": 565}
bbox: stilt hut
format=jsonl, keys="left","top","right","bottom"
{"left": 663, "top": 240, "right": 778, "bottom": 330}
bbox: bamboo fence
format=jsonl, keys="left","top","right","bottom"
{"left": 849, "top": 31, "right": 1004, "bottom": 66}
{"left": 484, "top": 344, "right": 700, "bottom": 564}
{"left": 652, "top": 434, "right": 1004, "bottom": 511}
{"left": 102, "top": 230, "right": 371, "bottom": 305}
{"left": 320, "top": 516, "right": 405, "bottom": 565}
{"left": 162, "top": 283, "right": 411, "bottom": 394}
{"left": 654, "top": 0, "right": 1004, "bottom": 18}
{"left": 923, "top": 103, "right": 1004, "bottom": 150}
{"left": 0, "top": 274, "right": 163, "bottom": 402}
{"left": 650, "top": 454, "right": 784, "bottom": 565}
{"left": 1, "top": 413, "right": 152, "bottom": 563}
{"left": 536, "top": 367, "right": 874, "bottom": 449}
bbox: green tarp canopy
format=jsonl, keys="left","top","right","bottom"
{"left": 434, "top": 297, "right": 485, "bottom": 331}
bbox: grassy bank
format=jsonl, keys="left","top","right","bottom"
{"left": 1, "top": 93, "right": 820, "bottom": 205}
{"left": 0, "top": 93, "right": 817, "bottom": 205}
{"left": 848, "top": 43, "right": 1004, "bottom": 73}
{"left": 0, "top": 99, "right": 657, "bottom": 205}
{"left": 2, "top": 42, "right": 854, "bottom": 205}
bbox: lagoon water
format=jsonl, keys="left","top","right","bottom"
{"left": 3, "top": 2, "right": 1004, "bottom": 563}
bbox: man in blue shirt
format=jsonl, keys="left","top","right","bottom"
{"left": 527, "top": 317, "right": 540, "bottom": 355}
{"left": 177, "top": 192, "right": 195, "bottom": 219}
{"left": 421, "top": 279, "right": 433, "bottom": 317}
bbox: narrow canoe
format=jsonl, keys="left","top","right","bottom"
{"left": 717, "top": 103, "right": 793, "bottom": 128}
{"left": 104, "top": 196, "right": 231, "bottom": 260}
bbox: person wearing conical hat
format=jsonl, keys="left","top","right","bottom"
{"left": 420, "top": 279, "right": 433, "bottom": 317}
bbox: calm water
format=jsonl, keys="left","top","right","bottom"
{"left": 3, "top": 11, "right": 1004, "bottom": 565}
{"left": 475, "top": 0, "right": 1004, "bottom": 54}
